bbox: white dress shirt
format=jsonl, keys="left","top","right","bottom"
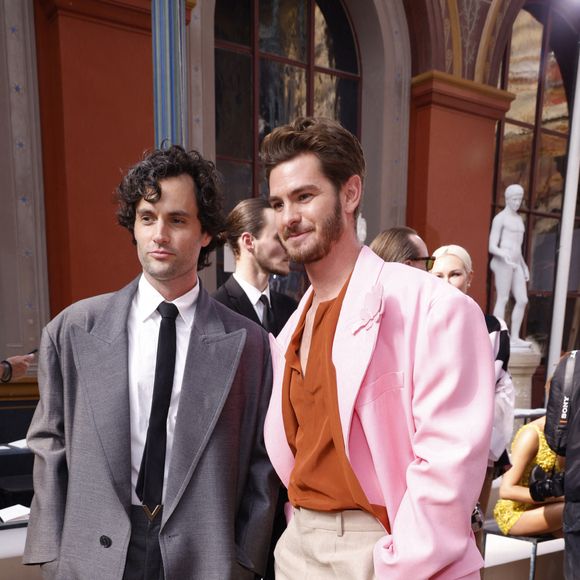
{"left": 127, "top": 275, "right": 199, "bottom": 505}
{"left": 233, "top": 272, "right": 271, "bottom": 324}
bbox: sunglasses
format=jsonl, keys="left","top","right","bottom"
{"left": 412, "top": 256, "right": 435, "bottom": 271}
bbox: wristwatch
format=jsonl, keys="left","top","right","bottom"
{"left": 1, "top": 360, "right": 12, "bottom": 383}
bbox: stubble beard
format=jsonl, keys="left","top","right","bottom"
{"left": 255, "top": 253, "right": 290, "bottom": 277}
{"left": 139, "top": 248, "right": 193, "bottom": 284}
{"left": 283, "top": 196, "right": 343, "bottom": 264}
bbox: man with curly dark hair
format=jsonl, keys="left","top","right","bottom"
{"left": 24, "top": 145, "right": 277, "bottom": 580}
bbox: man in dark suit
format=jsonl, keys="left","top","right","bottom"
{"left": 213, "top": 198, "right": 297, "bottom": 579}
{"left": 213, "top": 198, "right": 297, "bottom": 337}
{"left": 23, "top": 145, "right": 277, "bottom": 580}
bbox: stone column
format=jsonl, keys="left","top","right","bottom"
{"left": 509, "top": 346, "right": 542, "bottom": 432}
{"left": 407, "top": 71, "right": 514, "bottom": 309}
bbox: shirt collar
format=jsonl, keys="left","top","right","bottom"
{"left": 232, "top": 272, "right": 271, "bottom": 306}
{"left": 135, "top": 274, "right": 199, "bottom": 328}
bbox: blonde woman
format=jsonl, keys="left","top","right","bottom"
{"left": 431, "top": 245, "right": 516, "bottom": 547}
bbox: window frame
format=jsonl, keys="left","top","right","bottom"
{"left": 492, "top": 0, "right": 580, "bottom": 361}
{"left": 214, "top": 0, "right": 362, "bottom": 202}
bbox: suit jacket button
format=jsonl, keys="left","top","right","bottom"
{"left": 100, "top": 535, "right": 112, "bottom": 548}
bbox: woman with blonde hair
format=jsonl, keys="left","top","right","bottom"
{"left": 431, "top": 244, "right": 516, "bottom": 549}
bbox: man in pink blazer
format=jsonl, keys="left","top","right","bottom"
{"left": 261, "top": 117, "right": 494, "bottom": 579}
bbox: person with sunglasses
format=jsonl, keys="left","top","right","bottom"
{"left": 369, "top": 226, "right": 433, "bottom": 271}
{"left": 431, "top": 244, "right": 516, "bottom": 554}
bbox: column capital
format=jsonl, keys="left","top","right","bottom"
{"left": 411, "top": 70, "right": 514, "bottom": 121}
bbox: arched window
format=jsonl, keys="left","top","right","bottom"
{"left": 493, "top": 2, "right": 580, "bottom": 367}
{"left": 214, "top": 0, "right": 361, "bottom": 209}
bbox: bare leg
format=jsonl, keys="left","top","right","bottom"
{"left": 508, "top": 502, "right": 564, "bottom": 537}
{"left": 510, "top": 267, "right": 529, "bottom": 343}
{"left": 491, "top": 259, "right": 512, "bottom": 322}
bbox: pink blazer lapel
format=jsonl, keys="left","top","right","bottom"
{"left": 265, "top": 247, "right": 385, "bottom": 480}
{"left": 333, "top": 246, "right": 386, "bottom": 454}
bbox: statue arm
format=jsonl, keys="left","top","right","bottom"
{"left": 489, "top": 215, "right": 509, "bottom": 261}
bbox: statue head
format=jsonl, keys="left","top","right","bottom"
{"left": 504, "top": 184, "right": 524, "bottom": 211}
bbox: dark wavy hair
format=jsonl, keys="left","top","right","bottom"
{"left": 116, "top": 145, "right": 226, "bottom": 271}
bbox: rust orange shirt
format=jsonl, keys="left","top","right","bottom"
{"left": 282, "top": 279, "right": 389, "bottom": 530}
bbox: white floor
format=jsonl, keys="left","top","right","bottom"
{"left": 484, "top": 533, "right": 564, "bottom": 568}
{"left": 0, "top": 526, "right": 41, "bottom": 579}
{"left": 484, "top": 535, "right": 564, "bottom": 579}
{"left": 0, "top": 518, "right": 565, "bottom": 580}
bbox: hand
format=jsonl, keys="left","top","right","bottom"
{"left": 6, "top": 353, "right": 35, "bottom": 380}
{"left": 523, "top": 262, "right": 530, "bottom": 282}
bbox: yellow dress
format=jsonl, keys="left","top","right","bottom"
{"left": 493, "top": 424, "right": 559, "bottom": 535}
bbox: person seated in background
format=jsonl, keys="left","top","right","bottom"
{"left": 431, "top": 244, "right": 515, "bottom": 551}
{"left": 1, "top": 353, "right": 35, "bottom": 383}
{"left": 369, "top": 226, "right": 433, "bottom": 271}
{"left": 493, "top": 413, "right": 564, "bottom": 537}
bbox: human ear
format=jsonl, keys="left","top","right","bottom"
{"left": 240, "top": 231, "right": 254, "bottom": 253}
{"left": 342, "top": 174, "right": 362, "bottom": 215}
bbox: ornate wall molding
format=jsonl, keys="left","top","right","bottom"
{"left": 447, "top": 0, "right": 462, "bottom": 76}
{"left": 457, "top": 0, "right": 488, "bottom": 79}
{"left": 412, "top": 69, "right": 514, "bottom": 120}
{"left": 475, "top": 0, "right": 524, "bottom": 85}
{"left": 0, "top": 0, "right": 49, "bottom": 365}
{"left": 38, "top": 0, "right": 151, "bottom": 33}
{"left": 403, "top": 0, "right": 447, "bottom": 76}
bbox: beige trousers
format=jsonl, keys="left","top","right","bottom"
{"left": 274, "top": 508, "right": 384, "bottom": 580}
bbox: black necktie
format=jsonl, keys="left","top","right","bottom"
{"left": 259, "top": 294, "right": 274, "bottom": 333}
{"left": 136, "top": 301, "right": 179, "bottom": 520}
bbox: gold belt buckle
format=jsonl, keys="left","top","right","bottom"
{"left": 142, "top": 504, "right": 162, "bottom": 521}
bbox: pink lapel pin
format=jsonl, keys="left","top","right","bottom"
{"left": 352, "top": 284, "right": 383, "bottom": 333}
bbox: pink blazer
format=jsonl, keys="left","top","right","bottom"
{"left": 264, "top": 246, "right": 494, "bottom": 579}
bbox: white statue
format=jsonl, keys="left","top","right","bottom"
{"left": 489, "top": 184, "right": 531, "bottom": 348}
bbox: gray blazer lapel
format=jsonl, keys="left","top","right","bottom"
{"left": 70, "top": 279, "right": 137, "bottom": 509}
{"left": 163, "top": 288, "right": 247, "bottom": 523}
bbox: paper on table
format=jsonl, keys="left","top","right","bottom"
{"left": 0, "top": 504, "right": 30, "bottom": 523}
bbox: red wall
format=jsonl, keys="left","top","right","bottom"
{"left": 407, "top": 71, "right": 514, "bottom": 309}
{"left": 34, "top": 0, "right": 154, "bottom": 316}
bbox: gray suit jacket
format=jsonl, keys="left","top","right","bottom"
{"left": 23, "top": 278, "right": 277, "bottom": 580}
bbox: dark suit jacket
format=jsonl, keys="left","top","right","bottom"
{"left": 23, "top": 278, "right": 277, "bottom": 580}
{"left": 213, "top": 275, "right": 297, "bottom": 337}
